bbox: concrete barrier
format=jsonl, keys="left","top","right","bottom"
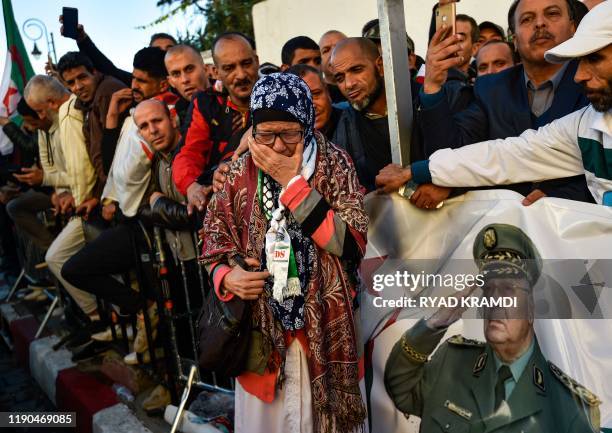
{"left": 29, "top": 335, "right": 75, "bottom": 405}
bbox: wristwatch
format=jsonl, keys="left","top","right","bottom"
{"left": 398, "top": 180, "right": 445, "bottom": 209}
{"left": 398, "top": 180, "right": 418, "bottom": 199}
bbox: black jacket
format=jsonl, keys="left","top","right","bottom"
{"left": 2, "top": 122, "right": 38, "bottom": 167}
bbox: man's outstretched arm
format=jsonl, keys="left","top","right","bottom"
{"left": 412, "top": 108, "right": 586, "bottom": 188}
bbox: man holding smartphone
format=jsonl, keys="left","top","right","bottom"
{"left": 376, "top": 1, "right": 612, "bottom": 208}
{"left": 413, "top": 0, "right": 591, "bottom": 208}
{"left": 59, "top": 10, "right": 177, "bottom": 87}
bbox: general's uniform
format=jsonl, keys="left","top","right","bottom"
{"left": 384, "top": 224, "right": 601, "bottom": 432}
{"left": 384, "top": 320, "right": 600, "bottom": 433}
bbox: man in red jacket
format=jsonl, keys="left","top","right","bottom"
{"left": 172, "top": 32, "right": 259, "bottom": 212}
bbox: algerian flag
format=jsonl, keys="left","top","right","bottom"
{"left": 0, "top": 0, "right": 34, "bottom": 155}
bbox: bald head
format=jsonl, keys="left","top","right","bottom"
{"left": 165, "top": 44, "right": 208, "bottom": 100}
{"left": 212, "top": 33, "right": 254, "bottom": 65}
{"left": 134, "top": 99, "right": 178, "bottom": 153}
{"left": 319, "top": 30, "right": 348, "bottom": 82}
{"left": 211, "top": 33, "right": 259, "bottom": 108}
{"left": 331, "top": 37, "right": 380, "bottom": 64}
{"left": 166, "top": 44, "right": 203, "bottom": 63}
{"left": 320, "top": 30, "right": 346, "bottom": 41}
{"left": 330, "top": 37, "right": 385, "bottom": 113}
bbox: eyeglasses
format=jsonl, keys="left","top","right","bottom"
{"left": 252, "top": 130, "right": 304, "bottom": 145}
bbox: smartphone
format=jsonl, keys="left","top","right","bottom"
{"left": 435, "top": 2, "right": 456, "bottom": 40}
{"left": 7, "top": 167, "right": 23, "bottom": 175}
{"left": 62, "top": 7, "right": 79, "bottom": 39}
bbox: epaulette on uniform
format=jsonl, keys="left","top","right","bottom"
{"left": 447, "top": 335, "right": 485, "bottom": 347}
{"left": 549, "top": 362, "right": 601, "bottom": 407}
{"left": 549, "top": 361, "right": 601, "bottom": 432}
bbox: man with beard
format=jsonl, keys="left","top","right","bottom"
{"left": 330, "top": 37, "right": 392, "bottom": 192}
{"left": 12, "top": 79, "right": 68, "bottom": 252}
{"left": 172, "top": 32, "right": 259, "bottom": 212}
{"left": 376, "top": 1, "right": 612, "bottom": 207}
{"left": 415, "top": 0, "right": 592, "bottom": 207}
{"left": 384, "top": 223, "right": 601, "bottom": 432}
{"left": 164, "top": 45, "right": 209, "bottom": 130}
{"left": 24, "top": 74, "right": 101, "bottom": 321}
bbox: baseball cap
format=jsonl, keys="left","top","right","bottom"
{"left": 478, "top": 21, "right": 505, "bottom": 40}
{"left": 545, "top": 1, "right": 612, "bottom": 64}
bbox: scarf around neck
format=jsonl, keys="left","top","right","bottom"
{"left": 250, "top": 73, "right": 319, "bottom": 312}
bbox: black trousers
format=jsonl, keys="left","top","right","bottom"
{"left": 0, "top": 203, "right": 19, "bottom": 272}
{"left": 61, "top": 223, "right": 149, "bottom": 314}
{"left": 62, "top": 222, "right": 207, "bottom": 359}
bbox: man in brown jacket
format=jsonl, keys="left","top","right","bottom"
{"left": 57, "top": 51, "right": 126, "bottom": 207}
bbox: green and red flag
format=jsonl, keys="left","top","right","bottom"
{"left": 1, "top": 0, "right": 35, "bottom": 155}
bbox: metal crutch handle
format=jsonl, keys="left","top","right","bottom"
{"left": 169, "top": 364, "right": 197, "bottom": 433}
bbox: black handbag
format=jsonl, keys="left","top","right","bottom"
{"left": 197, "top": 258, "right": 251, "bottom": 377}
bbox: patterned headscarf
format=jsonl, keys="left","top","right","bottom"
{"left": 250, "top": 72, "right": 316, "bottom": 148}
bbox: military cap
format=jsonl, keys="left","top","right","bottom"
{"left": 472, "top": 224, "right": 543, "bottom": 287}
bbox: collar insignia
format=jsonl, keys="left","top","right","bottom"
{"left": 533, "top": 364, "right": 545, "bottom": 393}
{"left": 473, "top": 352, "right": 487, "bottom": 376}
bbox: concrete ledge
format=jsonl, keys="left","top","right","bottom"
{"left": 29, "top": 335, "right": 75, "bottom": 405}
{"left": 93, "top": 403, "right": 152, "bottom": 433}
{"left": 0, "top": 303, "right": 22, "bottom": 324}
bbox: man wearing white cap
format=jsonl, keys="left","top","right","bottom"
{"left": 376, "top": 1, "right": 612, "bottom": 207}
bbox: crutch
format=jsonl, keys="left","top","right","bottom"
{"left": 4, "top": 268, "right": 25, "bottom": 302}
{"left": 34, "top": 292, "right": 59, "bottom": 339}
{"left": 169, "top": 363, "right": 197, "bottom": 433}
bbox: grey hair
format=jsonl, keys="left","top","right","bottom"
{"left": 24, "top": 75, "right": 69, "bottom": 105}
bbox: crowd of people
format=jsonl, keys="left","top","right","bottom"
{"left": 0, "top": 0, "right": 610, "bottom": 431}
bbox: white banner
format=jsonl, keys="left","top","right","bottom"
{"left": 361, "top": 189, "right": 612, "bottom": 432}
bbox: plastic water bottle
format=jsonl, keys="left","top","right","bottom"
{"left": 112, "top": 384, "right": 135, "bottom": 403}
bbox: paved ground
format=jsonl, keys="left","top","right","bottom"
{"left": 0, "top": 338, "right": 72, "bottom": 433}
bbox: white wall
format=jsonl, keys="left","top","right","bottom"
{"left": 252, "top": 0, "right": 515, "bottom": 66}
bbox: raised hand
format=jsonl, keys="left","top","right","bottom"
{"left": 249, "top": 136, "right": 303, "bottom": 188}
{"left": 425, "top": 283, "right": 477, "bottom": 329}
{"left": 423, "top": 25, "right": 465, "bottom": 95}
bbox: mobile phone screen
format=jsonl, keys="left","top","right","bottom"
{"left": 62, "top": 7, "right": 79, "bottom": 39}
